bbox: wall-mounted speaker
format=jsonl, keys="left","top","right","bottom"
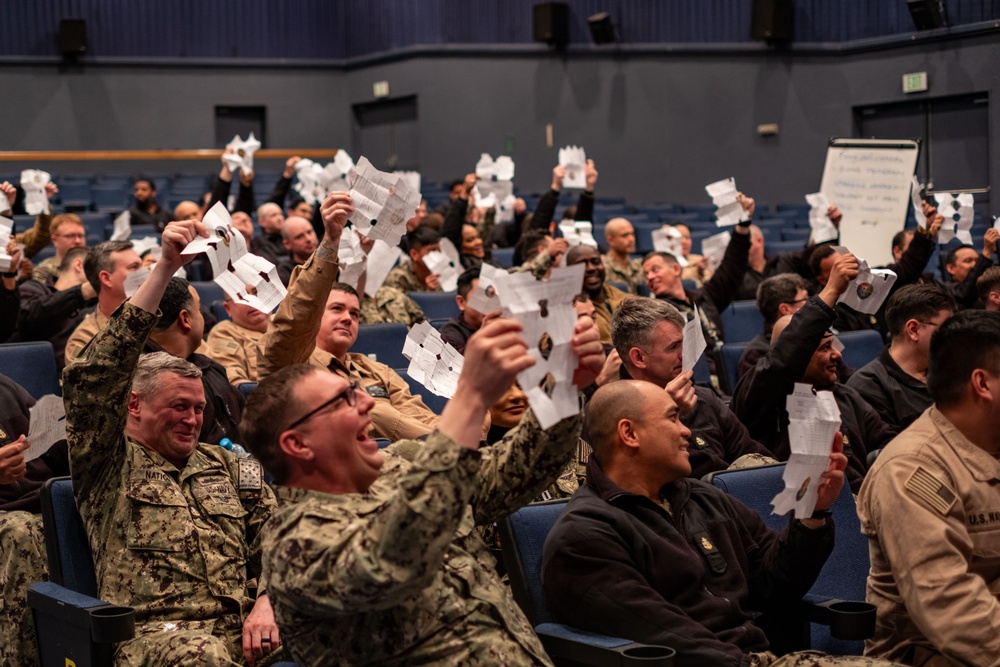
{"left": 750, "top": 0, "right": 793, "bottom": 42}
{"left": 907, "top": 0, "right": 947, "bottom": 30}
{"left": 59, "top": 19, "right": 87, "bottom": 56}
{"left": 533, "top": 2, "right": 569, "bottom": 46}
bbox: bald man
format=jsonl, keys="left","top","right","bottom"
{"left": 733, "top": 252, "right": 897, "bottom": 492}
{"left": 173, "top": 200, "right": 202, "bottom": 223}
{"left": 276, "top": 216, "right": 317, "bottom": 286}
{"left": 603, "top": 217, "right": 643, "bottom": 294}
{"left": 542, "top": 380, "right": 884, "bottom": 667}
{"left": 252, "top": 202, "right": 289, "bottom": 266}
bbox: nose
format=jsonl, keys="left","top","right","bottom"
{"left": 679, "top": 423, "right": 693, "bottom": 440}
{"left": 357, "top": 389, "right": 376, "bottom": 414}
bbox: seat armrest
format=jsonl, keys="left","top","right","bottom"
{"left": 29, "top": 581, "right": 135, "bottom": 667}
{"left": 800, "top": 596, "right": 876, "bottom": 640}
{"left": 536, "top": 622, "right": 676, "bottom": 667}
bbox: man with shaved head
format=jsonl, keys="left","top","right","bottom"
{"left": 252, "top": 202, "right": 289, "bottom": 266}
{"left": 542, "top": 380, "right": 877, "bottom": 667}
{"left": 276, "top": 216, "right": 318, "bottom": 286}
{"left": 733, "top": 251, "right": 897, "bottom": 492}
{"left": 603, "top": 217, "right": 643, "bottom": 294}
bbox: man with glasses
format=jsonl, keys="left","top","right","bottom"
{"left": 241, "top": 190, "right": 607, "bottom": 666}
{"left": 62, "top": 219, "right": 282, "bottom": 666}
{"left": 31, "top": 213, "right": 87, "bottom": 284}
{"left": 846, "top": 284, "right": 955, "bottom": 430}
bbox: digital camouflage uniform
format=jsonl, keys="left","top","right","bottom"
{"left": 602, "top": 255, "right": 644, "bottom": 294}
{"left": 0, "top": 511, "right": 47, "bottom": 667}
{"left": 62, "top": 302, "right": 278, "bottom": 666}
{"left": 359, "top": 285, "right": 425, "bottom": 326}
{"left": 383, "top": 261, "right": 440, "bottom": 293}
{"left": 264, "top": 403, "right": 582, "bottom": 667}
{"left": 206, "top": 319, "right": 264, "bottom": 386}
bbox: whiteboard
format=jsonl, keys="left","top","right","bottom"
{"left": 819, "top": 138, "right": 920, "bottom": 266}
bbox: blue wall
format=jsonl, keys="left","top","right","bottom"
{"left": 2, "top": 1, "right": 999, "bottom": 62}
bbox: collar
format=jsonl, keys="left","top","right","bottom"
{"left": 584, "top": 455, "right": 690, "bottom": 512}
{"left": 928, "top": 406, "right": 1000, "bottom": 482}
{"left": 880, "top": 345, "right": 927, "bottom": 390}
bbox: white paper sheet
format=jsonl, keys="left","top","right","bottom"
{"left": 558, "top": 221, "right": 599, "bottom": 250}
{"left": 558, "top": 146, "right": 587, "bottom": 189}
{"left": 705, "top": 177, "right": 749, "bottom": 228}
{"left": 402, "top": 321, "right": 464, "bottom": 398}
{"left": 363, "top": 239, "right": 404, "bottom": 298}
{"left": 472, "top": 180, "right": 514, "bottom": 211}
{"left": 682, "top": 307, "right": 707, "bottom": 372}
{"left": 20, "top": 169, "right": 51, "bottom": 216}
{"left": 806, "top": 192, "right": 839, "bottom": 244}
{"left": 130, "top": 236, "right": 160, "bottom": 258}
{"left": 223, "top": 133, "right": 261, "bottom": 174}
{"left": 700, "top": 230, "right": 731, "bottom": 272}
{"left": 181, "top": 204, "right": 248, "bottom": 278}
{"left": 652, "top": 226, "right": 690, "bottom": 267}
{"left": 0, "top": 217, "right": 12, "bottom": 272}
{"left": 492, "top": 263, "right": 585, "bottom": 429}
{"left": 935, "top": 192, "right": 975, "bottom": 246}
{"left": 111, "top": 210, "right": 131, "bottom": 241}
{"left": 25, "top": 394, "right": 67, "bottom": 462}
{"left": 466, "top": 262, "right": 506, "bottom": 313}
{"left": 348, "top": 157, "right": 421, "bottom": 247}
{"left": 495, "top": 194, "right": 517, "bottom": 224}
{"left": 423, "top": 246, "right": 461, "bottom": 293}
{"left": 476, "top": 153, "right": 516, "bottom": 182}
{"left": 124, "top": 267, "right": 151, "bottom": 298}
{"left": 837, "top": 258, "right": 897, "bottom": 315}
{"left": 393, "top": 171, "right": 421, "bottom": 197}
{"left": 911, "top": 176, "right": 927, "bottom": 230}
{"left": 771, "top": 383, "right": 841, "bottom": 517}
{"left": 337, "top": 227, "right": 368, "bottom": 291}
{"left": 0, "top": 190, "right": 9, "bottom": 215}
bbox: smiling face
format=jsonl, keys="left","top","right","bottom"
{"left": 225, "top": 298, "right": 269, "bottom": 333}
{"left": 631, "top": 320, "right": 684, "bottom": 387}
{"left": 803, "top": 333, "right": 841, "bottom": 388}
{"left": 461, "top": 224, "right": 485, "bottom": 258}
{"left": 489, "top": 383, "right": 528, "bottom": 429}
{"left": 632, "top": 382, "right": 692, "bottom": 481}
{"left": 128, "top": 372, "right": 206, "bottom": 468}
{"left": 642, "top": 255, "right": 681, "bottom": 297}
{"left": 568, "top": 245, "right": 605, "bottom": 294}
{"left": 947, "top": 247, "right": 978, "bottom": 284}
{"left": 317, "top": 289, "right": 360, "bottom": 359}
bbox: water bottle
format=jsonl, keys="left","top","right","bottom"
{"left": 219, "top": 438, "right": 250, "bottom": 458}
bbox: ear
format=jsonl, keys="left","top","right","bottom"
{"left": 455, "top": 293, "right": 467, "bottom": 312}
{"left": 408, "top": 248, "right": 420, "bottom": 264}
{"left": 278, "top": 429, "right": 314, "bottom": 464}
{"left": 99, "top": 269, "right": 113, "bottom": 290}
{"left": 970, "top": 369, "right": 994, "bottom": 402}
{"left": 177, "top": 309, "right": 193, "bottom": 335}
{"left": 127, "top": 391, "right": 142, "bottom": 420}
{"left": 628, "top": 347, "right": 646, "bottom": 370}
{"left": 903, "top": 318, "right": 921, "bottom": 342}
{"left": 777, "top": 302, "right": 793, "bottom": 318}
{"left": 282, "top": 237, "right": 292, "bottom": 251}
{"left": 617, "top": 418, "right": 640, "bottom": 451}
{"left": 990, "top": 291, "right": 1000, "bottom": 309}
{"left": 222, "top": 300, "right": 234, "bottom": 318}
{"left": 73, "top": 257, "right": 85, "bottom": 274}
{"left": 671, "top": 263, "right": 682, "bottom": 277}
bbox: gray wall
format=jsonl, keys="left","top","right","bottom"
{"left": 1, "top": 33, "right": 997, "bottom": 207}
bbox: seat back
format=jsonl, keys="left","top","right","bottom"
{"left": 836, "top": 329, "right": 884, "bottom": 371}
{"left": 492, "top": 247, "right": 515, "bottom": 269}
{"left": 40, "top": 477, "right": 99, "bottom": 597}
{"left": 0, "top": 341, "right": 60, "bottom": 399}
{"left": 706, "top": 464, "right": 869, "bottom": 654}
{"left": 396, "top": 368, "right": 448, "bottom": 414}
{"left": 406, "top": 291, "right": 460, "bottom": 320}
{"left": 719, "top": 300, "right": 764, "bottom": 344}
{"left": 498, "top": 498, "right": 570, "bottom": 626}
{"left": 354, "top": 323, "right": 409, "bottom": 368}
{"left": 718, "top": 342, "right": 748, "bottom": 396}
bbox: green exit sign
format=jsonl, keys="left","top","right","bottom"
{"left": 902, "top": 72, "right": 928, "bottom": 93}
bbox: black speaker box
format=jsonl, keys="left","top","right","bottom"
{"left": 59, "top": 19, "right": 87, "bottom": 56}
{"left": 907, "top": 0, "right": 946, "bottom": 30}
{"left": 751, "top": 0, "right": 794, "bottom": 42}
{"left": 533, "top": 2, "right": 569, "bottom": 45}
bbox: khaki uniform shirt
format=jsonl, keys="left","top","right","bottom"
{"left": 62, "top": 303, "right": 276, "bottom": 629}
{"left": 265, "top": 407, "right": 582, "bottom": 667}
{"left": 383, "top": 261, "right": 440, "bottom": 293}
{"left": 594, "top": 283, "right": 629, "bottom": 345}
{"left": 64, "top": 307, "right": 109, "bottom": 367}
{"left": 359, "top": 285, "right": 425, "bottom": 326}
{"left": 206, "top": 320, "right": 264, "bottom": 386}
{"left": 857, "top": 407, "right": 1000, "bottom": 666}
{"left": 680, "top": 253, "right": 714, "bottom": 287}
{"left": 603, "top": 255, "right": 643, "bottom": 294}
{"left": 258, "top": 250, "right": 439, "bottom": 442}
{"left": 31, "top": 255, "right": 60, "bottom": 284}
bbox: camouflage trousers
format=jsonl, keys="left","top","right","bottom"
{"left": 753, "top": 650, "right": 905, "bottom": 666}
{"left": 115, "top": 615, "right": 285, "bottom": 667}
{"left": 0, "top": 511, "right": 48, "bottom": 667}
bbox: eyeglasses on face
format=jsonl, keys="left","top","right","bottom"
{"left": 285, "top": 381, "right": 360, "bottom": 430}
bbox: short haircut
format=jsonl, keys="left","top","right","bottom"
{"left": 808, "top": 244, "right": 837, "bottom": 279}
{"left": 405, "top": 225, "right": 440, "bottom": 252}
{"left": 565, "top": 244, "right": 599, "bottom": 266}
{"left": 133, "top": 177, "right": 155, "bottom": 191}
{"left": 884, "top": 284, "right": 956, "bottom": 338}
{"left": 156, "top": 277, "right": 194, "bottom": 330}
{"left": 928, "top": 310, "right": 1000, "bottom": 407}
{"left": 946, "top": 244, "right": 975, "bottom": 267}
{"left": 891, "top": 230, "right": 913, "bottom": 252}
{"left": 330, "top": 282, "right": 360, "bottom": 301}
{"left": 84, "top": 240, "right": 133, "bottom": 294}
{"left": 977, "top": 266, "right": 1000, "bottom": 302}
{"left": 515, "top": 229, "right": 549, "bottom": 266}
{"left": 288, "top": 196, "right": 308, "bottom": 210}
{"left": 132, "top": 351, "right": 201, "bottom": 398}
{"left": 642, "top": 250, "right": 680, "bottom": 267}
{"left": 756, "top": 273, "right": 808, "bottom": 326}
{"left": 241, "top": 364, "right": 319, "bottom": 484}
{"left": 611, "top": 296, "right": 686, "bottom": 363}
{"left": 50, "top": 213, "right": 83, "bottom": 235}
{"left": 420, "top": 213, "right": 444, "bottom": 230}
{"left": 572, "top": 292, "right": 591, "bottom": 306}
{"left": 583, "top": 381, "right": 647, "bottom": 465}
{"left": 449, "top": 179, "right": 464, "bottom": 191}
{"left": 59, "top": 246, "right": 89, "bottom": 272}
{"left": 457, "top": 266, "right": 480, "bottom": 299}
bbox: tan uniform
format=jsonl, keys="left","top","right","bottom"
{"left": 207, "top": 320, "right": 264, "bottom": 386}
{"left": 359, "top": 285, "right": 425, "bottom": 325}
{"left": 64, "top": 307, "right": 109, "bottom": 366}
{"left": 258, "top": 249, "right": 439, "bottom": 442}
{"left": 593, "top": 283, "right": 629, "bottom": 345}
{"left": 31, "top": 255, "right": 61, "bottom": 284}
{"left": 265, "top": 405, "right": 582, "bottom": 667}
{"left": 383, "top": 261, "right": 440, "bottom": 293}
{"left": 603, "top": 255, "right": 643, "bottom": 294}
{"left": 857, "top": 407, "right": 1000, "bottom": 666}
{"left": 680, "top": 253, "right": 714, "bottom": 287}
{"left": 62, "top": 303, "right": 277, "bottom": 666}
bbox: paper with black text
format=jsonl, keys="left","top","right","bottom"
{"left": 402, "top": 321, "right": 464, "bottom": 398}
{"left": 935, "top": 192, "right": 974, "bottom": 246}
{"left": 337, "top": 227, "right": 368, "bottom": 291}
{"left": 0, "top": 217, "right": 12, "bottom": 272}
{"left": 806, "top": 192, "right": 839, "bottom": 244}
{"left": 363, "top": 240, "right": 404, "bottom": 297}
{"left": 837, "top": 258, "right": 897, "bottom": 315}
{"left": 467, "top": 263, "right": 505, "bottom": 313}
{"left": 26, "top": 394, "right": 67, "bottom": 462}
{"left": 422, "top": 238, "right": 462, "bottom": 292}
{"left": 705, "top": 177, "right": 748, "bottom": 227}
{"left": 682, "top": 307, "right": 707, "bottom": 373}
{"left": 700, "top": 230, "right": 731, "bottom": 272}
{"left": 348, "top": 157, "right": 421, "bottom": 247}
{"left": 652, "top": 226, "right": 690, "bottom": 268}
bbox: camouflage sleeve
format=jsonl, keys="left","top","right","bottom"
{"left": 257, "top": 250, "right": 339, "bottom": 379}
{"left": 471, "top": 400, "right": 583, "bottom": 525}
{"left": 269, "top": 432, "right": 480, "bottom": 612}
{"left": 15, "top": 213, "right": 52, "bottom": 259}
{"left": 237, "top": 468, "right": 278, "bottom": 596}
{"left": 61, "top": 303, "right": 158, "bottom": 495}
{"left": 511, "top": 251, "right": 555, "bottom": 280}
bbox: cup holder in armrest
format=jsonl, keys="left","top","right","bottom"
{"left": 806, "top": 599, "right": 876, "bottom": 640}
{"left": 620, "top": 645, "right": 678, "bottom": 664}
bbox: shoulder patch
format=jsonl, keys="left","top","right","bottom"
{"left": 238, "top": 458, "right": 263, "bottom": 491}
{"left": 905, "top": 465, "right": 957, "bottom": 515}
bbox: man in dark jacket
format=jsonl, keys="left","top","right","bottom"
{"left": 845, "top": 284, "right": 955, "bottom": 431}
{"left": 439, "top": 267, "right": 485, "bottom": 354}
{"left": 611, "top": 296, "right": 775, "bottom": 478}
{"left": 733, "top": 252, "right": 898, "bottom": 492}
{"left": 543, "top": 380, "right": 861, "bottom": 667}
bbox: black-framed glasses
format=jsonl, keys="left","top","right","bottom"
{"left": 917, "top": 320, "right": 942, "bottom": 328}
{"left": 286, "top": 381, "right": 360, "bottom": 430}
{"left": 783, "top": 298, "right": 809, "bottom": 306}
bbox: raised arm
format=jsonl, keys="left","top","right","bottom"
{"left": 441, "top": 173, "right": 475, "bottom": 249}
{"left": 701, "top": 194, "right": 753, "bottom": 312}
{"left": 573, "top": 159, "right": 598, "bottom": 223}
{"left": 529, "top": 166, "right": 564, "bottom": 232}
